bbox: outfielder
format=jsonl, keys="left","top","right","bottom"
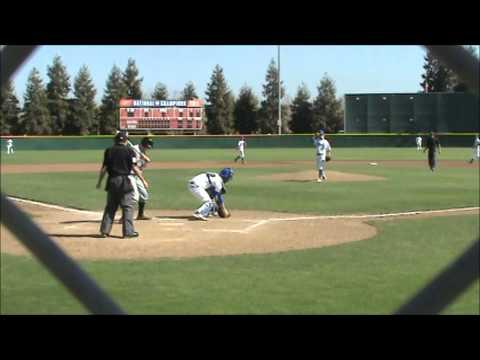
{"left": 6, "top": 138, "right": 14, "bottom": 154}
{"left": 416, "top": 135, "right": 422, "bottom": 151}
{"left": 130, "top": 137, "right": 154, "bottom": 220}
{"left": 234, "top": 136, "right": 246, "bottom": 164}
{"left": 468, "top": 134, "right": 480, "bottom": 163}
{"left": 187, "top": 168, "right": 234, "bottom": 221}
{"left": 312, "top": 130, "right": 332, "bottom": 182}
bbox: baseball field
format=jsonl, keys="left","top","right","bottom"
{"left": 1, "top": 143, "right": 479, "bottom": 314}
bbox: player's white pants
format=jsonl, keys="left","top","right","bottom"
{"left": 316, "top": 156, "right": 326, "bottom": 171}
{"left": 239, "top": 149, "right": 245, "bottom": 159}
{"left": 6, "top": 146, "right": 13, "bottom": 154}
{"left": 188, "top": 181, "right": 215, "bottom": 216}
{"left": 129, "top": 175, "right": 140, "bottom": 202}
{"left": 134, "top": 175, "right": 149, "bottom": 202}
{"left": 473, "top": 148, "right": 480, "bottom": 160}
{"left": 417, "top": 144, "right": 422, "bottom": 150}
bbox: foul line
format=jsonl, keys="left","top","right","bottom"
{"left": 266, "top": 207, "right": 480, "bottom": 222}
{"left": 8, "top": 196, "right": 102, "bottom": 217}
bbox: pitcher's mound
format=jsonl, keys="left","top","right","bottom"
{"left": 258, "top": 170, "right": 385, "bottom": 182}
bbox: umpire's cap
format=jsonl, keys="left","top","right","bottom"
{"left": 114, "top": 130, "right": 129, "bottom": 143}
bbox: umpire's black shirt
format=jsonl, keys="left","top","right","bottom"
{"left": 103, "top": 144, "right": 135, "bottom": 177}
{"left": 425, "top": 136, "right": 440, "bottom": 153}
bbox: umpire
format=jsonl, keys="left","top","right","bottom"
{"left": 96, "top": 131, "right": 149, "bottom": 238}
{"left": 423, "top": 131, "right": 441, "bottom": 172}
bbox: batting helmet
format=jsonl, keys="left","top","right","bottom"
{"left": 141, "top": 137, "right": 154, "bottom": 149}
{"left": 219, "top": 168, "right": 234, "bottom": 183}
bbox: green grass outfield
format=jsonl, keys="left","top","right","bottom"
{"left": 0, "top": 147, "right": 477, "bottom": 164}
{"left": 1, "top": 215, "right": 478, "bottom": 314}
{"left": 1, "top": 147, "right": 479, "bottom": 314}
{"left": 1, "top": 148, "right": 478, "bottom": 214}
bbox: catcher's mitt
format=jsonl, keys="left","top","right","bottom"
{"left": 326, "top": 155, "right": 332, "bottom": 162}
{"left": 217, "top": 203, "right": 231, "bottom": 218}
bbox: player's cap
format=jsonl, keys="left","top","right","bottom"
{"left": 319, "top": 130, "right": 325, "bottom": 135}
{"left": 141, "top": 137, "right": 154, "bottom": 149}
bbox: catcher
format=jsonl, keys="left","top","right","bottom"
{"left": 312, "top": 130, "right": 332, "bottom": 183}
{"left": 187, "top": 168, "right": 234, "bottom": 221}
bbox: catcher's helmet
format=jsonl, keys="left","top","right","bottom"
{"left": 141, "top": 137, "right": 154, "bottom": 149}
{"left": 219, "top": 168, "right": 234, "bottom": 183}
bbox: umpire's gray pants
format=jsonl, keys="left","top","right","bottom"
{"left": 100, "top": 188, "right": 136, "bottom": 237}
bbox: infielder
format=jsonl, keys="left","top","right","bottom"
{"left": 187, "top": 168, "right": 234, "bottom": 221}
{"left": 313, "top": 130, "right": 332, "bottom": 182}
{"left": 416, "top": 135, "right": 422, "bottom": 151}
{"left": 468, "top": 134, "right": 480, "bottom": 163}
{"left": 234, "top": 136, "right": 246, "bottom": 164}
{"left": 130, "top": 137, "right": 154, "bottom": 220}
{"left": 6, "top": 138, "right": 14, "bottom": 154}
{"left": 423, "top": 131, "right": 441, "bottom": 171}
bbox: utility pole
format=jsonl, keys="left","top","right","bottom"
{"left": 278, "top": 45, "right": 282, "bottom": 135}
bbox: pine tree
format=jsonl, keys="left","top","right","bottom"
{"left": 420, "top": 51, "right": 455, "bottom": 93}
{"left": 281, "top": 95, "right": 292, "bottom": 134}
{"left": 233, "top": 85, "right": 259, "bottom": 134}
{"left": 289, "top": 83, "right": 313, "bottom": 133}
{"left": 452, "top": 45, "right": 480, "bottom": 92}
{"left": 67, "top": 65, "right": 97, "bottom": 135}
{"left": 205, "top": 65, "right": 234, "bottom": 134}
{"left": 22, "top": 68, "right": 51, "bottom": 135}
{"left": 312, "top": 74, "right": 344, "bottom": 133}
{"left": 46, "top": 55, "right": 71, "bottom": 134}
{"left": 152, "top": 82, "right": 168, "bottom": 100}
{"left": 123, "top": 58, "right": 143, "bottom": 99}
{"left": 99, "top": 65, "right": 127, "bottom": 134}
{"left": 182, "top": 81, "right": 198, "bottom": 100}
{"left": 0, "top": 80, "right": 21, "bottom": 135}
{"left": 259, "top": 59, "right": 286, "bottom": 134}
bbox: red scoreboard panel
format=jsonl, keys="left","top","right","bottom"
{"left": 119, "top": 98, "right": 204, "bottom": 131}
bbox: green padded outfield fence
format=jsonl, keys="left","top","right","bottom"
{"left": 0, "top": 133, "right": 478, "bottom": 150}
{"left": 345, "top": 92, "right": 479, "bottom": 133}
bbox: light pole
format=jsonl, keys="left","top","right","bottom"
{"left": 278, "top": 45, "right": 282, "bottom": 135}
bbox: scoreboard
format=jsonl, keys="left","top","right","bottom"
{"left": 119, "top": 98, "right": 204, "bottom": 131}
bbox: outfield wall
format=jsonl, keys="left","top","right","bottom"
{"left": 345, "top": 92, "right": 479, "bottom": 133}
{"left": 0, "top": 134, "right": 477, "bottom": 150}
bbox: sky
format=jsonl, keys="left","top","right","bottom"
{"left": 11, "top": 45, "right": 429, "bottom": 104}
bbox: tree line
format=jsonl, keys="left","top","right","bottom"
{"left": 2, "top": 46, "right": 477, "bottom": 136}
{"left": 0, "top": 56, "right": 344, "bottom": 136}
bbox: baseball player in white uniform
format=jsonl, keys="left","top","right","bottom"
{"left": 468, "top": 134, "right": 480, "bottom": 163}
{"left": 129, "top": 137, "right": 154, "bottom": 220}
{"left": 313, "top": 130, "right": 332, "bottom": 183}
{"left": 187, "top": 168, "right": 234, "bottom": 221}
{"left": 416, "top": 135, "right": 422, "bottom": 151}
{"left": 234, "top": 136, "right": 246, "bottom": 164}
{"left": 6, "top": 138, "right": 14, "bottom": 154}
